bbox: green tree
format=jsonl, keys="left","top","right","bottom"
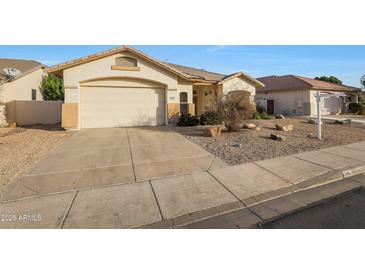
{"left": 41, "top": 74, "right": 64, "bottom": 101}
{"left": 314, "top": 76, "right": 343, "bottom": 85}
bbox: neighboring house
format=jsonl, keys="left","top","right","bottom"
{"left": 0, "top": 58, "right": 45, "bottom": 103}
{"left": 48, "top": 46, "right": 264, "bottom": 129}
{"left": 255, "top": 75, "right": 359, "bottom": 116}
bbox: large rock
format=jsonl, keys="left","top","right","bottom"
{"left": 334, "top": 119, "right": 351, "bottom": 125}
{"left": 270, "top": 133, "right": 286, "bottom": 141}
{"left": 275, "top": 123, "right": 293, "bottom": 132}
{"left": 203, "top": 126, "right": 222, "bottom": 137}
{"left": 242, "top": 123, "right": 257, "bottom": 130}
{"left": 307, "top": 118, "right": 322, "bottom": 125}
{"left": 275, "top": 114, "right": 285, "bottom": 119}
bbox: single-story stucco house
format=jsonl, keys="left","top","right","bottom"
{"left": 0, "top": 59, "right": 46, "bottom": 126}
{"left": 47, "top": 46, "right": 264, "bottom": 129}
{"left": 255, "top": 75, "right": 359, "bottom": 116}
{"left": 0, "top": 58, "right": 45, "bottom": 103}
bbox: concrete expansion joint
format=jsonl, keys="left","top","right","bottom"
{"left": 60, "top": 190, "right": 78, "bottom": 229}
{"left": 207, "top": 156, "right": 217, "bottom": 171}
{"left": 148, "top": 180, "right": 164, "bottom": 221}
{"left": 320, "top": 149, "right": 365, "bottom": 163}
{"left": 125, "top": 128, "right": 137, "bottom": 182}
{"left": 252, "top": 162, "right": 295, "bottom": 186}
{"left": 207, "top": 170, "right": 246, "bottom": 207}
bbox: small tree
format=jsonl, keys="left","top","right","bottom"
{"left": 41, "top": 74, "right": 65, "bottom": 101}
{"left": 314, "top": 76, "right": 342, "bottom": 85}
{"left": 216, "top": 90, "right": 255, "bottom": 132}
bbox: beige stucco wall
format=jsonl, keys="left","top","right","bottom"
{"left": 308, "top": 89, "right": 356, "bottom": 116}
{"left": 255, "top": 89, "right": 310, "bottom": 115}
{"left": 64, "top": 52, "right": 178, "bottom": 88}
{"left": 6, "top": 100, "right": 62, "bottom": 125}
{"left": 62, "top": 52, "right": 195, "bottom": 128}
{"left": 0, "top": 68, "right": 45, "bottom": 103}
{"left": 221, "top": 76, "right": 256, "bottom": 100}
{"left": 193, "top": 85, "right": 216, "bottom": 115}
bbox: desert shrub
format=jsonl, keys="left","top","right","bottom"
{"left": 199, "top": 111, "right": 223, "bottom": 125}
{"left": 256, "top": 103, "right": 265, "bottom": 114}
{"left": 252, "top": 111, "right": 269, "bottom": 120}
{"left": 177, "top": 113, "right": 200, "bottom": 126}
{"left": 349, "top": 102, "right": 362, "bottom": 114}
{"left": 252, "top": 112, "right": 262, "bottom": 120}
{"left": 260, "top": 111, "right": 269, "bottom": 119}
{"left": 216, "top": 90, "right": 255, "bottom": 132}
{"left": 41, "top": 74, "right": 64, "bottom": 101}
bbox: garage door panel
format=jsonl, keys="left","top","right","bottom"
{"left": 80, "top": 86, "right": 165, "bottom": 128}
{"left": 322, "top": 97, "right": 342, "bottom": 115}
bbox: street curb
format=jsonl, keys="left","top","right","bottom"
{"left": 137, "top": 169, "right": 365, "bottom": 229}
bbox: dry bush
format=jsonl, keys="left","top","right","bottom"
{"left": 216, "top": 90, "right": 255, "bottom": 132}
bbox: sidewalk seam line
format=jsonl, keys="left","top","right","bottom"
{"left": 207, "top": 156, "right": 216, "bottom": 171}
{"left": 207, "top": 170, "right": 246, "bottom": 206}
{"left": 126, "top": 128, "right": 137, "bottom": 182}
{"left": 148, "top": 180, "right": 164, "bottom": 221}
{"left": 60, "top": 190, "right": 78, "bottom": 229}
{"left": 253, "top": 162, "right": 295, "bottom": 186}
{"left": 290, "top": 155, "right": 337, "bottom": 171}
{"left": 320, "top": 149, "right": 365, "bottom": 163}
{"left": 25, "top": 163, "right": 132, "bottom": 177}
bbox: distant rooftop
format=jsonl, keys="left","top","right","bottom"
{"left": 257, "top": 75, "right": 359, "bottom": 93}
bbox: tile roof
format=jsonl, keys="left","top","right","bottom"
{"left": 46, "top": 46, "right": 264, "bottom": 86}
{"left": 166, "top": 63, "right": 225, "bottom": 81}
{"left": 0, "top": 58, "right": 43, "bottom": 81}
{"left": 257, "top": 75, "right": 358, "bottom": 93}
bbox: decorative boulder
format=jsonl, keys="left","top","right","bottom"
{"left": 231, "top": 142, "right": 242, "bottom": 148}
{"left": 275, "top": 114, "right": 285, "bottom": 119}
{"left": 242, "top": 123, "right": 257, "bottom": 130}
{"left": 307, "top": 119, "right": 322, "bottom": 125}
{"left": 203, "top": 126, "right": 222, "bottom": 137}
{"left": 275, "top": 123, "right": 293, "bottom": 132}
{"left": 270, "top": 133, "right": 286, "bottom": 141}
{"left": 334, "top": 119, "right": 351, "bottom": 125}
{"left": 255, "top": 127, "right": 261, "bottom": 131}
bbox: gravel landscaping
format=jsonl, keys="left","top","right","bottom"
{"left": 0, "top": 125, "right": 74, "bottom": 195}
{"left": 173, "top": 118, "right": 365, "bottom": 165}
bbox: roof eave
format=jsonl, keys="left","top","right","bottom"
{"left": 46, "top": 46, "right": 192, "bottom": 81}
{"left": 219, "top": 72, "right": 265, "bottom": 88}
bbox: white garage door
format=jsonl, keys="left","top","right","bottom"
{"left": 322, "top": 97, "right": 342, "bottom": 115}
{"left": 80, "top": 86, "right": 165, "bottom": 128}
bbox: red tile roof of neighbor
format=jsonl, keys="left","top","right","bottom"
{"left": 257, "top": 75, "right": 359, "bottom": 93}
{"left": 0, "top": 58, "right": 43, "bottom": 82}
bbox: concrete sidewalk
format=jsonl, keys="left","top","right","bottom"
{"left": 1, "top": 141, "right": 365, "bottom": 228}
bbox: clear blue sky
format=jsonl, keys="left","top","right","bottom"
{"left": 1, "top": 45, "right": 364, "bottom": 87}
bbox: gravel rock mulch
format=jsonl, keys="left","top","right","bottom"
{"left": 173, "top": 118, "right": 365, "bottom": 166}
{"left": 0, "top": 125, "right": 74, "bottom": 195}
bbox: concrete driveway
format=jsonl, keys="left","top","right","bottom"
{"left": 2, "top": 126, "right": 227, "bottom": 201}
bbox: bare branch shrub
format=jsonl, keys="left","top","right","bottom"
{"left": 216, "top": 90, "right": 255, "bottom": 132}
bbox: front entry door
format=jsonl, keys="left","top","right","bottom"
{"left": 267, "top": 100, "right": 274, "bottom": 115}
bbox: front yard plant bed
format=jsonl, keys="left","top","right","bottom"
{"left": 0, "top": 125, "right": 73, "bottom": 195}
{"left": 173, "top": 118, "right": 365, "bottom": 165}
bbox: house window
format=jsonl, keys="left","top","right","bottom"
{"left": 180, "top": 92, "right": 188, "bottom": 114}
{"left": 115, "top": 57, "right": 137, "bottom": 67}
{"left": 31, "top": 89, "right": 36, "bottom": 100}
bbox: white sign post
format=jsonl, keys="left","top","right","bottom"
{"left": 314, "top": 91, "right": 347, "bottom": 140}
{"left": 316, "top": 91, "right": 322, "bottom": 140}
